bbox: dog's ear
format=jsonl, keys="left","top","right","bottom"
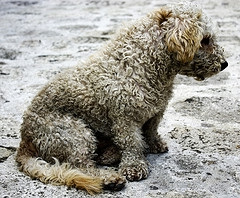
{"left": 165, "top": 13, "right": 203, "bottom": 63}
{"left": 151, "top": 8, "right": 173, "bottom": 25}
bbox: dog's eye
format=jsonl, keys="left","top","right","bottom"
{"left": 201, "top": 37, "right": 210, "bottom": 46}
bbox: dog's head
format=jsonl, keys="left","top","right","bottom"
{"left": 153, "top": 3, "right": 228, "bottom": 80}
{"left": 180, "top": 33, "right": 228, "bottom": 81}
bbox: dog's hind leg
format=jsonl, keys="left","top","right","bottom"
{"left": 17, "top": 112, "right": 125, "bottom": 193}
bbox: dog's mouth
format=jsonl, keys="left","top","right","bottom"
{"left": 194, "top": 75, "right": 205, "bottom": 81}
{"left": 179, "top": 70, "right": 206, "bottom": 81}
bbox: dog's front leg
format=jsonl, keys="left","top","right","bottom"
{"left": 111, "top": 122, "right": 149, "bottom": 181}
{"left": 142, "top": 113, "right": 168, "bottom": 153}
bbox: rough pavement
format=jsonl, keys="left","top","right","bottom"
{"left": 0, "top": 0, "right": 239, "bottom": 197}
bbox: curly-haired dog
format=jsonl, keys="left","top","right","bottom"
{"left": 16, "top": 3, "right": 228, "bottom": 194}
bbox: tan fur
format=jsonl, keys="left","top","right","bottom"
{"left": 16, "top": 140, "right": 103, "bottom": 194}
{"left": 161, "top": 9, "right": 203, "bottom": 62}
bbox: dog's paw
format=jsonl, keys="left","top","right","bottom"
{"left": 148, "top": 137, "right": 169, "bottom": 154}
{"left": 103, "top": 172, "right": 126, "bottom": 191}
{"left": 120, "top": 161, "right": 149, "bottom": 181}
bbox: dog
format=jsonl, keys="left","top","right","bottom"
{"left": 16, "top": 3, "right": 228, "bottom": 194}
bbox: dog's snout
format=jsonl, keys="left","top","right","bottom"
{"left": 221, "top": 61, "right": 228, "bottom": 71}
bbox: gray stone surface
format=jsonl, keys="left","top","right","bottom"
{"left": 0, "top": 0, "right": 239, "bottom": 197}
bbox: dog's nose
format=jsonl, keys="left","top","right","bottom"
{"left": 221, "top": 61, "right": 228, "bottom": 71}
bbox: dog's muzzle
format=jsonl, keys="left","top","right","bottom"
{"left": 221, "top": 61, "right": 228, "bottom": 71}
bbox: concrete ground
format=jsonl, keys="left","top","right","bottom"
{"left": 0, "top": 0, "right": 239, "bottom": 197}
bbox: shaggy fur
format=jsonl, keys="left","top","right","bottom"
{"left": 16, "top": 3, "right": 228, "bottom": 194}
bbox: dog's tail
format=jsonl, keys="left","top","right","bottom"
{"left": 16, "top": 140, "right": 103, "bottom": 194}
